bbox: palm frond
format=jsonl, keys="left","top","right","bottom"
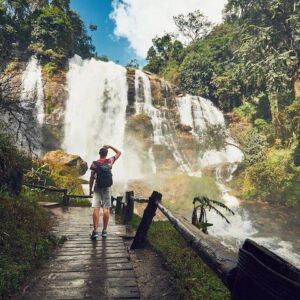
{"left": 207, "top": 204, "right": 231, "bottom": 224}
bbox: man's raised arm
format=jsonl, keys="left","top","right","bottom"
{"left": 104, "top": 145, "right": 122, "bottom": 160}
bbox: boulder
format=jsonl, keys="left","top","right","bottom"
{"left": 43, "top": 150, "right": 88, "bottom": 176}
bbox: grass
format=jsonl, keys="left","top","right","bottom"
{"left": 0, "top": 195, "right": 59, "bottom": 298}
{"left": 130, "top": 214, "right": 230, "bottom": 300}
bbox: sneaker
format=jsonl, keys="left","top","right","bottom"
{"left": 91, "top": 230, "right": 99, "bottom": 240}
{"left": 102, "top": 229, "right": 108, "bottom": 237}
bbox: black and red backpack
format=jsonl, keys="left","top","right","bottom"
{"left": 93, "top": 160, "right": 113, "bottom": 189}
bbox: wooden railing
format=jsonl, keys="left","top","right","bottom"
{"left": 116, "top": 190, "right": 300, "bottom": 300}
{"left": 24, "top": 184, "right": 300, "bottom": 299}
{"left": 115, "top": 190, "right": 236, "bottom": 288}
{"left": 24, "top": 183, "right": 92, "bottom": 205}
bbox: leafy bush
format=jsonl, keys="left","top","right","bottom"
{"left": 0, "top": 196, "right": 58, "bottom": 298}
{"left": 292, "top": 139, "right": 300, "bottom": 166}
{"left": 42, "top": 62, "right": 58, "bottom": 77}
{"left": 242, "top": 128, "right": 267, "bottom": 165}
{"left": 31, "top": 5, "right": 73, "bottom": 58}
{"left": 243, "top": 149, "right": 295, "bottom": 204}
{"left": 0, "top": 130, "right": 31, "bottom": 195}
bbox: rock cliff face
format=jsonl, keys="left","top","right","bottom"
{"left": 19, "top": 57, "right": 242, "bottom": 178}
{"left": 42, "top": 68, "right": 67, "bottom": 150}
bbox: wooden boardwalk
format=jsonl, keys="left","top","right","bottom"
{"left": 22, "top": 207, "right": 140, "bottom": 299}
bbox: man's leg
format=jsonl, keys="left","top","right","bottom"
{"left": 101, "top": 187, "right": 111, "bottom": 235}
{"left": 91, "top": 192, "right": 101, "bottom": 239}
{"left": 93, "top": 207, "right": 100, "bottom": 231}
{"left": 103, "top": 208, "right": 109, "bottom": 230}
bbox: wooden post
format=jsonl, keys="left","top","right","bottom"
{"left": 124, "top": 191, "right": 134, "bottom": 224}
{"left": 62, "top": 190, "right": 69, "bottom": 206}
{"left": 130, "top": 191, "right": 162, "bottom": 249}
{"left": 115, "top": 196, "right": 123, "bottom": 215}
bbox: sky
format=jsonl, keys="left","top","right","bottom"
{"left": 70, "top": 0, "right": 227, "bottom": 66}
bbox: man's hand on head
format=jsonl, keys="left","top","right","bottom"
{"left": 104, "top": 145, "right": 110, "bottom": 149}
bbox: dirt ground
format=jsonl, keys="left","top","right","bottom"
{"left": 125, "top": 239, "right": 181, "bottom": 300}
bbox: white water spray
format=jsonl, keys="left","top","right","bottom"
{"left": 63, "top": 55, "right": 131, "bottom": 181}
{"left": 21, "top": 56, "right": 44, "bottom": 126}
{"left": 135, "top": 70, "right": 191, "bottom": 173}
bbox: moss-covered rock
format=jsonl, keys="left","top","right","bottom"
{"left": 43, "top": 150, "right": 87, "bottom": 176}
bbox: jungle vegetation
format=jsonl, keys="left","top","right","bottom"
{"left": 143, "top": 1, "right": 300, "bottom": 207}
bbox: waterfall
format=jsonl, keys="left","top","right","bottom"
{"left": 177, "top": 95, "right": 243, "bottom": 170}
{"left": 21, "top": 56, "right": 44, "bottom": 125}
{"left": 134, "top": 70, "right": 191, "bottom": 173}
{"left": 177, "top": 95, "right": 300, "bottom": 267}
{"left": 63, "top": 55, "right": 129, "bottom": 181}
{"left": 20, "top": 56, "right": 44, "bottom": 152}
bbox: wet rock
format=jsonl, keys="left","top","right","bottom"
{"left": 126, "top": 68, "right": 136, "bottom": 116}
{"left": 152, "top": 145, "right": 179, "bottom": 171}
{"left": 42, "top": 67, "right": 67, "bottom": 150}
{"left": 176, "top": 124, "right": 193, "bottom": 133}
{"left": 43, "top": 150, "right": 88, "bottom": 176}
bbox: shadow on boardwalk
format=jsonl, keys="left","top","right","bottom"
{"left": 21, "top": 207, "right": 139, "bottom": 299}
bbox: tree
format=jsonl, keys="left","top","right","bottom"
{"left": 0, "top": 64, "right": 39, "bottom": 151}
{"left": 144, "top": 34, "right": 184, "bottom": 74}
{"left": 51, "top": 0, "right": 70, "bottom": 11}
{"left": 30, "top": 5, "right": 73, "bottom": 58}
{"left": 89, "top": 24, "right": 97, "bottom": 31}
{"left": 174, "top": 10, "right": 212, "bottom": 43}
{"left": 126, "top": 59, "right": 139, "bottom": 69}
{"left": 225, "top": 0, "right": 300, "bottom": 108}
{"left": 68, "top": 10, "right": 95, "bottom": 58}
{"left": 192, "top": 196, "right": 234, "bottom": 234}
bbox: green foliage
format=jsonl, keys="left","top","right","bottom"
{"left": 242, "top": 148, "right": 299, "bottom": 206}
{"left": 143, "top": 34, "right": 185, "bottom": 74}
{"left": 173, "top": 9, "right": 212, "bottom": 43}
{"left": 242, "top": 128, "right": 268, "bottom": 165}
{"left": 161, "top": 174, "right": 221, "bottom": 212}
{"left": 95, "top": 54, "right": 109, "bottom": 62}
{"left": 43, "top": 62, "right": 58, "bottom": 77}
{"left": 0, "top": 0, "right": 94, "bottom": 64}
{"left": 130, "top": 215, "right": 229, "bottom": 299}
{"left": 0, "top": 196, "right": 58, "bottom": 298}
{"left": 293, "top": 139, "right": 300, "bottom": 166}
{"left": 192, "top": 196, "right": 234, "bottom": 233}
{"left": 0, "top": 129, "right": 31, "bottom": 195}
{"left": 31, "top": 5, "right": 73, "bottom": 58}
{"left": 126, "top": 59, "right": 139, "bottom": 69}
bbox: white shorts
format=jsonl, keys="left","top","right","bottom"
{"left": 92, "top": 187, "right": 111, "bottom": 208}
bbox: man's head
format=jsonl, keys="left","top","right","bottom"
{"left": 99, "top": 147, "right": 108, "bottom": 158}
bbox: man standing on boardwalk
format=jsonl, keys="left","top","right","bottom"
{"left": 89, "top": 145, "right": 121, "bottom": 239}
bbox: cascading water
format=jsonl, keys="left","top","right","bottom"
{"left": 63, "top": 55, "right": 141, "bottom": 182}
{"left": 21, "top": 56, "right": 44, "bottom": 125}
{"left": 177, "top": 95, "right": 243, "bottom": 168}
{"left": 20, "top": 56, "right": 44, "bottom": 152}
{"left": 61, "top": 57, "right": 299, "bottom": 267}
{"left": 135, "top": 70, "right": 191, "bottom": 173}
{"left": 177, "top": 94, "right": 300, "bottom": 267}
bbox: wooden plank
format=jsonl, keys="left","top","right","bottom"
{"left": 31, "top": 278, "right": 137, "bottom": 289}
{"left": 39, "top": 270, "right": 137, "bottom": 280}
{"left": 40, "top": 262, "right": 134, "bottom": 273}
{"left": 56, "top": 246, "right": 126, "bottom": 257}
{"left": 23, "top": 286, "right": 139, "bottom": 299}
{"left": 53, "top": 253, "right": 129, "bottom": 261}
{"left": 47, "top": 257, "right": 128, "bottom": 265}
